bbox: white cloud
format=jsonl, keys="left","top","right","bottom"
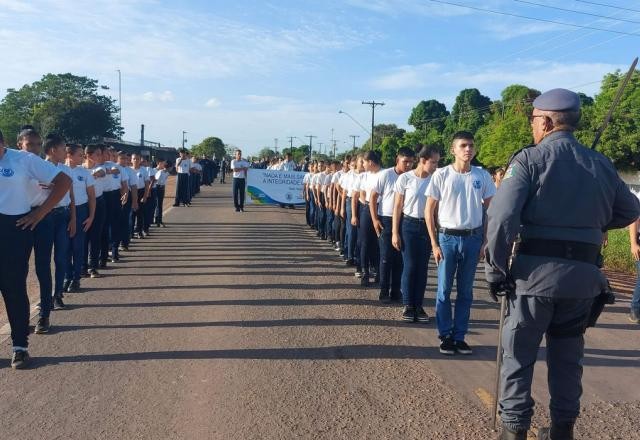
{"left": 129, "top": 91, "right": 175, "bottom": 103}
{"left": 205, "top": 98, "right": 221, "bottom": 108}
{"left": 243, "top": 95, "right": 298, "bottom": 105}
{"left": 0, "top": 0, "right": 36, "bottom": 13}
{"left": 345, "top": 0, "right": 470, "bottom": 17}
{"left": 370, "top": 63, "right": 441, "bottom": 90}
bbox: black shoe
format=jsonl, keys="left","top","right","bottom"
{"left": 439, "top": 336, "right": 456, "bottom": 355}
{"left": 136, "top": 232, "right": 144, "bottom": 239}
{"left": 80, "top": 270, "right": 90, "bottom": 278}
{"left": 160, "top": 223, "right": 166, "bottom": 228}
{"left": 390, "top": 291, "right": 402, "bottom": 303}
{"left": 415, "top": 307, "right": 430, "bottom": 323}
{"left": 172, "top": 204, "right": 180, "bottom": 207}
{"left": 454, "top": 340, "right": 472, "bottom": 355}
{"left": 53, "top": 297, "right": 66, "bottom": 310}
{"left": 110, "top": 256, "right": 119, "bottom": 263}
{"left": 67, "top": 280, "right": 80, "bottom": 293}
{"left": 499, "top": 425, "right": 527, "bottom": 440}
{"left": 360, "top": 276, "right": 370, "bottom": 287}
{"left": 35, "top": 317, "right": 50, "bottom": 334}
{"left": 88, "top": 269, "right": 101, "bottom": 279}
{"left": 379, "top": 290, "right": 392, "bottom": 304}
{"left": 99, "top": 261, "right": 107, "bottom": 269}
{"left": 62, "top": 279, "right": 71, "bottom": 293}
{"left": 550, "top": 421, "right": 574, "bottom": 440}
{"left": 240, "top": 208, "right": 244, "bottom": 212}
{"left": 402, "top": 306, "right": 416, "bottom": 322}
{"left": 345, "top": 259, "right": 355, "bottom": 267}
{"left": 11, "top": 350, "right": 31, "bottom": 370}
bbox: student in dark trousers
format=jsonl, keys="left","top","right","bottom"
{"left": 370, "top": 147, "right": 415, "bottom": 303}
{"left": 131, "top": 153, "right": 150, "bottom": 239}
{"left": 356, "top": 151, "right": 381, "bottom": 287}
{"left": 230, "top": 149, "right": 249, "bottom": 212}
{"left": 102, "top": 147, "right": 126, "bottom": 264}
{"left": 83, "top": 144, "right": 107, "bottom": 278}
{"left": 392, "top": 145, "right": 440, "bottom": 323}
{"left": 118, "top": 153, "right": 137, "bottom": 251}
{"left": 174, "top": 149, "right": 191, "bottom": 207}
{"left": 153, "top": 159, "right": 169, "bottom": 227}
{"left": 65, "top": 144, "right": 95, "bottom": 294}
{"left": 1, "top": 128, "right": 71, "bottom": 369}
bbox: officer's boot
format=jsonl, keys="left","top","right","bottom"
{"left": 550, "top": 421, "right": 574, "bottom": 440}
{"left": 499, "top": 425, "right": 527, "bottom": 440}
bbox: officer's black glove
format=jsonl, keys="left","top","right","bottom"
{"left": 488, "top": 279, "right": 516, "bottom": 302}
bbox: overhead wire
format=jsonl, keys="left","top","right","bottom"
{"left": 574, "top": 0, "right": 640, "bottom": 14}
{"left": 513, "top": 0, "right": 640, "bottom": 25}
{"left": 423, "top": 0, "right": 640, "bottom": 36}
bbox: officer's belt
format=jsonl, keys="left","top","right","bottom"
{"left": 518, "top": 239, "right": 601, "bottom": 266}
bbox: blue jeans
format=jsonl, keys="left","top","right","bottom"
{"left": 400, "top": 217, "right": 430, "bottom": 307}
{"left": 345, "top": 198, "right": 353, "bottom": 259}
{"left": 632, "top": 260, "right": 640, "bottom": 312}
{"left": 34, "top": 211, "right": 54, "bottom": 318}
{"left": 326, "top": 209, "right": 334, "bottom": 240}
{"left": 379, "top": 216, "right": 402, "bottom": 293}
{"left": 436, "top": 232, "right": 483, "bottom": 341}
{"left": 309, "top": 193, "right": 316, "bottom": 228}
{"left": 51, "top": 207, "right": 71, "bottom": 300}
{"left": 66, "top": 203, "right": 88, "bottom": 283}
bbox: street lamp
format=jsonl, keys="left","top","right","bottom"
{"left": 338, "top": 110, "right": 371, "bottom": 136}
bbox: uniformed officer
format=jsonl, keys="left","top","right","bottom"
{"left": 0, "top": 129, "right": 71, "bottom": 369}
{"left": 484, "top": 88, "right": 640, "bottom": 439}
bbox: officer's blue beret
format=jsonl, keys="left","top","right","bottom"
{"left": 533, "top": 88, "right": 580, "bottom": 112}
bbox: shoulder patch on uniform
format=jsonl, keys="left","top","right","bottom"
{"left": 503, "top": 165, "right": 516, "bottom": 180}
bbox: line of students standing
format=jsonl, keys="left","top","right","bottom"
{"left": 303, "top": 131, "right": 496, "bottom": 355}
{"left": 173, "top": 149, "right": 204, "bottom": 207}
{"left": 0, "top": 127, "right": 170, "bottom": 369}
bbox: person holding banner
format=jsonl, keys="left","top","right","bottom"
{"left": 231, "top": 149, "right": 250, "bottom": 212}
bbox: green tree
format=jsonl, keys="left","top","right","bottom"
{"left": 576, "top": 70, "right": 640, "bottom": 168}
{"left": 379, "top": 136, "right": 400, "bottom": 168}
{"left": 191, "top": 136, "right": 226, "bottom": 159}
{"left": 257, "top": 147, "right": 276, "bottom": 159}
{"left": 408, "top": 99, "right": 449, "bottom": 131}
{"left": 476, "top": 85, "right": 540, "bottom": 168}
{"left": 364, "top": 124, "right": 405, "bottom": 150}
{"left": 0, "top": 73, "right": 122, "bottom": 144}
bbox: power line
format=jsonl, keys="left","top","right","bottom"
{"left": 574, "top": 0, "right": 640, "bottom": 14}
{"left": 513, "top": 0, "right": 640, "bottom": 25}
{"left": 424, "top": 0, "right": 640, "bottom": 36}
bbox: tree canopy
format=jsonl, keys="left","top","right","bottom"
{"left": 0, "top": 73, "right": 122, "bottom": 144}
{"left": 191, "top": 136, "right": 226, "bottom": 159}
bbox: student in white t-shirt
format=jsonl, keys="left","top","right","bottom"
{"left": 369, "top": 147, "right": 415, "bottom": 303}
{"left": 425, "top": 131, "right": 495, "bottom": 356}
{"left": 356, "top": 150, "right": 382, "bottom": 287}
{"left": 174, "top": 149, "right": 191, "bottom": 207}
{"left": 131, "top": 152, "right": 150, "bottom": 239}
{"left": 392, "top": 145, "right": 440, "bottom": 323}
{"left": 153, "top": 159, "right": 169, "bottom": 227}
{"left": 345, "top": 155, "right": 364, "bottom": 270}
{"left": 83, "top": 144, "right": 107, "bottom": 278}
{"left": 303, "top": 165, "right": 314, "bottom": 227}
{"left": 65, "top": 143, "right": 96, "bottom": 294}
{"left": 230, "top": 149, "right": 250, "bottom": 212}
{"left": 0, "top": 128, "right": 70, "bottom": 369}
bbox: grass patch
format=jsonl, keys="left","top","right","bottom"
{"left": 604, "top": 228, "right": 636, "bottom": 274}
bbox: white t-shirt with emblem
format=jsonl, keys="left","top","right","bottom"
{"left": 0, "top": 149, "right": 60, "bottom": 215}
{"left": 70, "top": 165, "right": 95, "bottom": 206}
{"left": 88, "top": 164, "right": 107, "bottom": 198}
{"left": 104, "top": 161, "right": 123, "bottom": 192}
{"left": 394, "top": 170, "right": 431, "bottom": 219}
{"left": 425, "top": 165, "right": 495, "bottom": 229}
{"left": 131, "top": 166, "right": 149, "bottom": 189}
{"left": 372, "top": 167, "right": 401, "bottom": 217}
{"left": 176, "top": 158, "right": 191, "bottom": 174}
{"left": 231, "top": 159, "right": 250, "bottom": 178}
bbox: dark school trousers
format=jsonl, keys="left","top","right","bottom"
{"left": 66, "top": 203, "right": 88, "bottom": 283}
{"left": 34, "top": 210, "right": 54, "bottom": 318}
{"left": 133, "top": 189, "right": 146, "bottom": 234}
{"left": 120, "top": 193, "right": 132, "bottom": 247}
{"left": 233, "top": 177, "right": 246, "bottom": 209}
{"left": 155, "top": 185, "right": 166, "bottom": 224}
{"left": 175, "top": 173, "right": 190, "bottom": 205}
{"left": 85, "top": 194, "right": 107, "bottom": 269}
{"left": 0, "top": 213, "right": 33, "bottom": 349}
{"left": 85, "top": 195, "right": 106, "bottom": 271}
{"left": 378, "top": 216, "right": 402, "bottom": 295}
{"left": 101, "top": 189, "right": 120, "bottom": 264}
{"left": 144, "top": 188, "right": 157, "bottom": 232}
{"left": 358, "top": 204, "right": 379, "bottom": 277}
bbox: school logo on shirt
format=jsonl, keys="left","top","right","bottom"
{"left": 137, "top": 173, "right": 142, "bottom": 178}
{"left": 473, "top": 179, "right": 482, "bottom": 189}
{"left": 77, "top": 175, "right": 84, "bottom": 182}
{"left": 0, "top": 167, "right": 14, "bottom": 177}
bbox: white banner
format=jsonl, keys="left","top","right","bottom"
{"left": 246, "top": 169, "right": 306, "bottom": 205}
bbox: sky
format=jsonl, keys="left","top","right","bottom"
{"left": 0, "top": 0, "right": 638, "bottom": 155}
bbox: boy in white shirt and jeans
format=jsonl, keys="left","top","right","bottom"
{"left": 425, "top": 131, "right": 495, "bottom": 355}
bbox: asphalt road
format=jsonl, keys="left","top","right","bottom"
{"left": 0, "top": 183, "right": 637, "bottom": 439}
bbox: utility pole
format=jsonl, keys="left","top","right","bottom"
{"left": 362, "top": 100, "right": 385, "bottom": 150}
{"left": 287, "top": 136, "right": 295, "bottom": 154}
{"left": 349, "top": 135, "right": 359, "bottom": 151}
{"left": 116, "top": 69, "right": 122, "bottom": 139}
{"left": 331, "top": 128, "right": 336, "bottom": 158}
{"left": 274, "top": 138, "right": 278, "bottom": 155}
{"left": 318, "top": 142, "right": 324, "bottom": 156}
{"left": 182, "top": 131, "right": 187, "bottom": 149}
{"left": 305, "top": 135, "right": 316, "bottom": 159}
